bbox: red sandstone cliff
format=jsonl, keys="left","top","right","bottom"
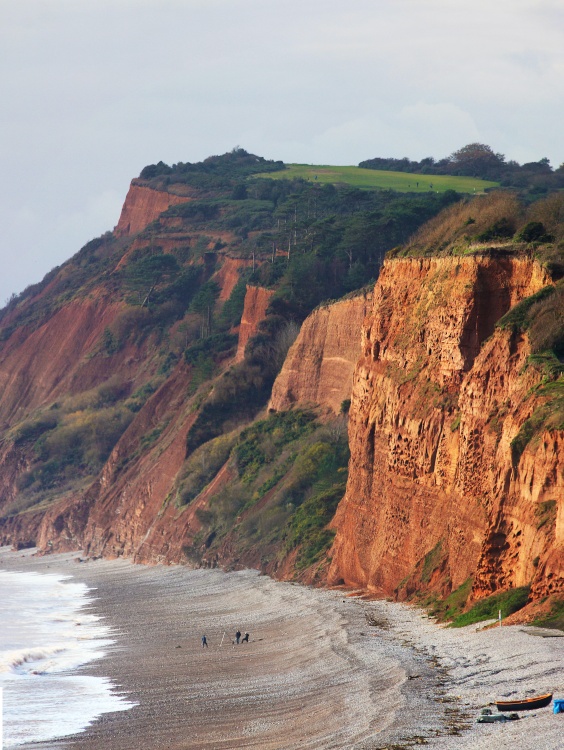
{"left": 235, "top": 286, "right": 275, "bottom": 362}
{"left": 328, "top": 255, "right": 563, "bottom": 603}
{"left": 114, "top": 182, "right": 192, "bottom": 237}
{"left": 269, "top": 292, "right": 371, "bottom": 415}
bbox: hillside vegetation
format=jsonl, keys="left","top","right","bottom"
{"left": 0, "top": 149, "right": 562, "bottom": 607}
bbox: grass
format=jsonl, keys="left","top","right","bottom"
{"left": 253, "top": 164, "right": 498, "bottom": 194}
{"left": 449, "top": 586, "right": 530, "bottom": 627}
{"left": 532, "top": 598, "right": 564, "bottom": 631}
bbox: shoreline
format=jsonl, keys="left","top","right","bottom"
{"left": 1, "top": 548, "right": 562, "bottom": 750}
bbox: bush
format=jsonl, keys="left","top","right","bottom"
{"left": 176, "top": 432, "right": 237, "bottom": 506}
{"left": 515, "top": 221, "right": 550, "bottom": 243}
{"left": 475, "top": 217, "right": 515, "bottom": 242}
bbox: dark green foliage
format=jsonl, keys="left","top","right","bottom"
{"left": 125, "top": 252, "right": 180, "bottom": 304}
{"left": 512, "top": 379, "right": 564, "bottom": 461}
{"left": 286, "top": 484, "right": 343, "bottom": 569}
{"left": 235, "top": 411, "right": 316, "bottom": 483}
{"left": 185, "top": 312, "right": 299, "bottom": 455}
{"left": 190, "top": 281, "right": 220, "bottom": 332}
{"left": 140, "top": 149, "right": 284, "bottom": 183}
{"left": 450, "top": 586, "right": 530, "bottom": 627}
{"left": 163, "top": 201, "right": 220, "bottom": 222}
{"left": 184, "top": 332, "right": 237, "bottom": 366}
{"left": 190, "top": 413, "right": 349, "bottom": 573}
{"left": 218, "top": 277, "right": 248, "bottom": 328}
{"left": 516, "top": 221, "right": 551, "bottom": 243}
{"left": 184, "top": 332, "right": 237, "bottom": 394}
{"left": 185, "top": 362, "right": 271, "bottom": 454}
{"left": 360, "top": 143, "right": 564, "bottom": 193}
{"left": 475, "top": 217, "right": 515, "bottom": 242}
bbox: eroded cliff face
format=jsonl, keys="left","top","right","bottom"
{"left": 328, "top": 255, "right": 563, "bottom": 603}
{"left": 269, "top": 292, "right": 371, "bottom": 415}
{"left": 114, "top": 182, "right": 192, "bottom": 237}
{"left": 235, "top": 286, "right": 275, "bottom": 362}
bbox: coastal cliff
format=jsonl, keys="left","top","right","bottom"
{"left": 114, "top": 182, "right": 192, "bottom": 236}
{"left": 0, "top": 154, "right": 562, "bottom": 621}
{"left": 269, "top": 292, "right": 371, "bottom": 415}
{"left": 328, "top": 254, "right": 563, "bottom": 605}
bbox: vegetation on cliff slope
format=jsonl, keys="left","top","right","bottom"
{"left": 181, "top": 409, "right": 349, "bottom": 577}
{"left": 0, "top": 150, "right": 457, "bottom": 547}
{"left": 1, "top": 149, "right": 563, "bottom": 597}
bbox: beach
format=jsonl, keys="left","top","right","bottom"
{"left": 1, "top": 548, "right": 562, "bottom": 750}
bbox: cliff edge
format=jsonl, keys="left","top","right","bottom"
{"left": 328, "top": 253, "right": 563, "bottom": 606}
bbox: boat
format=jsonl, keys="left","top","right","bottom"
{"left": 495, "top": 693, "right": 553, "bottom": 711}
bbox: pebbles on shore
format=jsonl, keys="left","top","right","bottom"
{"left": 1, "top": 548, "right": 562, "bottom": 750}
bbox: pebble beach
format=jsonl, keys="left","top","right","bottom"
{"left": 1, "top": 548, "right": 562, "bottom": 750}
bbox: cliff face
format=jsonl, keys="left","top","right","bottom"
{"left": 0, "top": 296, "right": 128, "bottom": 430}
{"left": 114, "top": 183, "right": 192, "bottom": 236}
{"left": 235, "top": 286, "right": 275, "bottom": 362}
{"left": 328, "top": 255, "right": 563, "bottom": 602}
{"left": 269, "top": 292, "right": 371, "bottom": 415}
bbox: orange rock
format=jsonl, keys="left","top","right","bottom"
{"left": 269, "top": 292, "right": 371, "bottom": 416}
{"left": 114, "top": 182, "right": 192, "bottom": 237}
{"left": 235, "top": 286, "right": 274, "bottom": 362}
{"left": 328, "top": 255, "right": 563, "bottom": 606}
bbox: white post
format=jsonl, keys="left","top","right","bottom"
{"left": 499, "top": 609, "right": 502, "bottom": 627}
{"left": 220, "top": 631, "right": 226, "bottom": 648}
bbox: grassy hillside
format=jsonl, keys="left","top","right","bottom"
{"left": 255, "top": 164, "right": 498, "bottom": 194}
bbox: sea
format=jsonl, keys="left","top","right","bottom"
{"left": 0, "top": 568, "right": 135, "bottom": 748}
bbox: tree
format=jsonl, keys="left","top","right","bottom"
{"left": 190, "top": 281, "right": 220, "bottom": 338}
{"left": 125, "top": 253, "right": 180, "bottom": 307}
{"left": 448, "top": 143, "right": 505, "bottom": 179}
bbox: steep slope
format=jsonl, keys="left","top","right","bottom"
{"left": 269, "top": 291, "right": 371, "bottom": 415}
{"left": 327, "top": 253, "right": 563, "bottom": 606}
{"left": 114, "top": 182, "right": 194, "bottom": 236}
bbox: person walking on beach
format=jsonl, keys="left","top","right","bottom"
{"left": 241, "top": 632, "right": 249, "bottom": 643}
{"left": 235, "top": 630, "right": 241, "bottom": 644}
{"left": 202, "top": 634, "right": 208, "bottom": 648}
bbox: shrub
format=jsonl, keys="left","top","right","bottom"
{"left": 515, "top": 221, "right": 550, "bottom": 243}
{"left": 176, "top": 432, "right": 237, "bottom": 506}
{"left": 475, "top": 217, "right": 515, "bottom": 242}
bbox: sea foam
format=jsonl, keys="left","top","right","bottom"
{"left": 0, "top": 569, "right": 135, "bottom": 747}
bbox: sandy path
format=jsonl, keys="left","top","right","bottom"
{"left": 1, "top": 549, "right": 563, "bottom": 750}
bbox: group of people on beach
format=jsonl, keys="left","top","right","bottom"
{"left": 201, "top": 629, "right": 249, "bottom": 648}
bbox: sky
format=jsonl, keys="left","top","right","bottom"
{"left": 1, "top": 0, "right": 563, "bottom": 305}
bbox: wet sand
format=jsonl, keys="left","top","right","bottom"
{"left": 1, "top": 548, "right": 563, "bottom": 750}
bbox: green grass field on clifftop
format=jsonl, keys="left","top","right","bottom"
{"left": 255, "top": 164, "right": 498, "bottom": 194}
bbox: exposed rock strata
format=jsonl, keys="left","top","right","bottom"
{"left": 114, "top": 183, "right": 191, "bottom": 237}
{"left": 235, "top": 286, "right": 275, "bottom": 362}
{"left": 269, "top": 292, "right": 371, "bottom": 415}
{"left": 328, "top": 255, "right": 563, "bottom": 602}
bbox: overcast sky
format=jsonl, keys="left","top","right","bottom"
{"left": 1, "top": 0, "right": 563, "bottom": 305}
